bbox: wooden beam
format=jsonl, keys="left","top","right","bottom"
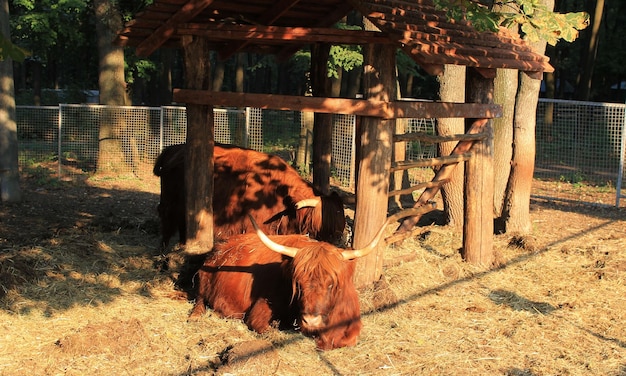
{"left": 393, "top": 100, "right": 502, "bottom": 118}
{"left": 276, "top": 2, "right": 355, "bottom": 61}
{"left": 383, "top": 203, "right": 439, "bottom": 245}
{"left": 173, "top": 89, "right": 503, "bottom": 119}
{"left": 390, "top": 152, "right": 473, "bottom": 172}
{"left": 177, "top": 23, "right": 395, "bottom": 45}
{"left": 136, "top": 0, "right": 215, "bottom": 57}
{"left": 472, "top": 67, "right": 497, "bottom": 79}
{"left": 217, "top": 0, "right": 301, "bottom": 59}
{"left": 393, "top": 132, "right": 487, "bottom": 143}
{"left": 173, "top": 89, "right": 392, "bottom": 116}
{"left": 396, "top": 118, "right": 489, "bottom": 233}
{"left": 388, "top": 180, "right": 449, "bottom": 198}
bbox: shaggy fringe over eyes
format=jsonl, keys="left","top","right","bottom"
{"left": 290, "top": 246, "right": 343, "bottom": 297}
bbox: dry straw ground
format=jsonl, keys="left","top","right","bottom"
{"left": 1, "top": 167, "right": 625, "bottom": 375}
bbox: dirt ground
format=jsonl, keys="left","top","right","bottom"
{"left": 1, "top": 168, "right": 625, "bottom": 375}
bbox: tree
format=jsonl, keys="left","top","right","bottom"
{"left": 504, "top": 1, "right": 555, "bottom": 233}
{"left": 577, "top": 0, "right": 605, "bottom": 101}
{"left": 94, "top": 0, "right": 133, "bottom": 174}
{"left": 434, "top": 0, "right": 588, "bottom": 235}
{"left": 0, "top": 0, "right": 20, "bottom": 202}
{"left": 9, "top": 0, "right": 93, "bottom": 105}
{"left": 436, "top": 65, "right": 465, "bottom": 229}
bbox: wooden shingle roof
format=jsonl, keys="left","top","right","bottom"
{"left": 115, "top": 0, "right": 552, "bottom": 74}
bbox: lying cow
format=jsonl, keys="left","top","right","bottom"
{"left": 188, "top": 215, "right": 390, "bottom": 350}
{"left": 153, "top": 143, "right": 346, "bottom": 250}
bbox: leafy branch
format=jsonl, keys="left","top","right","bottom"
{"left": 433, "top": 0, "right": 589, "bottom": 45}
{"left": 0, "top": 35, "right": 30, "bottom": 62}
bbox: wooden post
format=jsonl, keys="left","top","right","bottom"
{"left": 310, "top": 43, "right": 332, "bottom": 195}
{"left": 182, "top": 36, "right": 214, "bottom": 254}
{"left": 462, "top": 68, "right": 495, "bottom": 265}
{"left": 390, "top": 117, "right": 410, "bottom": 210}
{"left": 296, "top": 111, "right": 313, "bottom": 174}
{"left": 353, "top": 43, "right": 396, "bottom": 288}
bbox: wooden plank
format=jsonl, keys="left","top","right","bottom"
{"left": 217, "top": 0, "right": 305, "bottom": 59}
{"left": 135, "top": 0, "right": 216, "bottom": 57}
{"left": 393, "top": 132, "right": 487, "bottom": 143}
{"left": 387, "top": 180, "right": 449, "bottom": 198}
{"left": 384, "top": 204, "right": 438, "bottom": 245}
{"left": 177, "top": 23, "right": 396, "bottom": 45}
{"left": 174, "top": 89, "right": 394, "bottom": 117}
{"left": 392, "top": 99, "right": 502, "bottom": 119}
{"left": 396, "top": 118, "right": 489, "bottom": 233}
{"left": 173, "top": 89, "right": 503, "bottom": 119}
{"left": 390, "top": 152, "right": 472, "bottom": 172}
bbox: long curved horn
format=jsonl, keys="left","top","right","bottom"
{"left": 295, "top": 197, "right": 321, "bottom": 209}
{"left": 341, "top": 217, "right": 392, "bottom": 260}
{"left": 340, "top": 209, "right": 424, "bottom": 260}
{"left": 248, "top": 215, "right": 299, "bottom": 258}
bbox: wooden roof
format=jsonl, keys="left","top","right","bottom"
{"left": 115, "top": 0, "right": 553, "bottom": 74}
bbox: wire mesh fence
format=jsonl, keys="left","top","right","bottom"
{"left": 15, "top": 99, "right": 626, "bottom": 205}
{"left": 535, "top": 99, "right": 625, "bottom": 185}
{"left": 535, "top": 99, "right": 626, "bottom": 206}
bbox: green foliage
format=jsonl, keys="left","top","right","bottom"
{"left": 433, "top": 0, "right": 589, "bottom": 45}
{"left": 327, "top": 22, "right": 363, "bottom": 79}
{"left": 10, "top": 0, "right": 88, "bottom": 53}
{"left": 124, "top": 54, "right": 158, "bottom": 85}
{"left": 289, "top": 50, "right": 311, "bottom": 73}
{"left": 288, "top": 50, "right": 311, "bottom": 94}
{"left": 0, "top": 35, "right": 30, "bottom": 62}
{"left": 328, "top": 44, "right": 363, "bottom": 79}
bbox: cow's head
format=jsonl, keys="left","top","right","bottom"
{"left": 294, "top": 191, "right": 347, "bottom": 246}
{"left": 248, "top": 214, "right": 389, "bottom": 347}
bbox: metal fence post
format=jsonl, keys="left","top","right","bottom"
{"left": 616, "top": 102, "right": 626, "bottom": 207}
{"left": 159, "top": 106, "right": 164, "bottom": 151}
{"left": 58, "top": 104, "right": 63, "bottom": 178}
{"left": 244, "top": 107, "right": 250, "bottom": 148}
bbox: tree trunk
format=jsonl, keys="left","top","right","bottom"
{"left": 0, "top": 0, "right": 21, "bottom": 202}
{"left": 577, "top": 0, "right": 604, "bottom": 101}
{"left": 436, "top": 64, "right": 465, "bottom": 229}
{"left": 502, "top": 0, "right": 554, "bottom": 234}
{"left": 212, "top": 54, "right": 225, "bottom": 92}
{"left": 94, "top": 0, "right": 131, "bottom": 174}
{"left": 296, "top": 111, "right": 313, "bottom": 174}
{"left": 542, "top": 64, "right": 556, "bottom": 142}
{"left": 32, "top": 60, "right": 41, "bottom": 106}
{"left": 492, "top": 68, "right": 517, "bottom": 231}
{"left": 235, "top": 53, "right": 245, "bottom": 93}
{"left": 331, "top": 67, "right": 342, "bottom": 98}
{"left": 158, "top": 49, "right": 173, "bottom": 105}
{"left": 344, "top": 68, "right": 361, "bottom": 99}
{"left": 502, "top": 73, "right": 541, "bottom": 234}
{"left": 353, "top": 43, "right": 395, "bottom": 288}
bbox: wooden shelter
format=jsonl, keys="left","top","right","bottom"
{"left": 115, "top": 0, "right": 552, "bottom": 287}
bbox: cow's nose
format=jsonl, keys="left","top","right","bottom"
{"left": 301, "top": 314, "right": 323, "bottom": 328}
